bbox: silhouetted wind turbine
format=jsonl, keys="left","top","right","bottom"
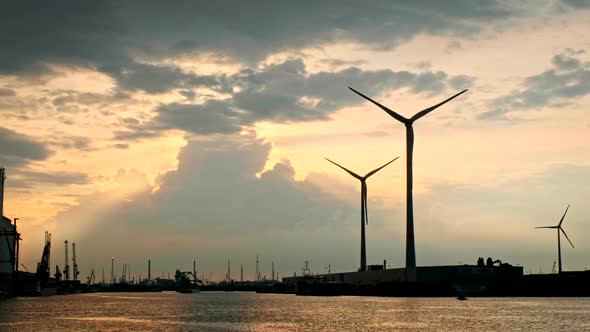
{"left": 348, "top": 87, "right": 468, "bottom": 272}
{"left": 536, "top": 204, "right": 575, "bottom": 274}
{"left": 325, "top": 156, "right": 399, "bottom": 271}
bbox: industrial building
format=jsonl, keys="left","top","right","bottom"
{"left": 0, "top": 167, "right": 20, "bottom": 296}
{"left": 282, "top": 263, "right": 525, "bottom": 296}
{"left": 284, "top": 264, "right": 522, "bottom": 285}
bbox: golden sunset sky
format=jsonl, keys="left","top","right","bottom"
{"left": 1, "top": 1, "right": 589, "bottom": 280}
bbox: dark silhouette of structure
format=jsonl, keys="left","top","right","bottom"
{"left": 324, "top": 156, "right": 399, "bottom": 271}
{"left": 536, "top": 205, "right": 574, "bottom": 274}
{"left": 63, "top": 240, "right": 69, "bottom": 281}
{"left": 35, "top": 231, "right": 51, "bottom": 287}
{"left": 348, "top": 87, "right": 468, "bottom": 275}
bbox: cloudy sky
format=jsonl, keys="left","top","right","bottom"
{"left": 1, "top": 1, "right": 590, "bottom": 281}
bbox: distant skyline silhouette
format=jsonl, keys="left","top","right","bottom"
{"left": 1, "top": 2, "right": 589, "bottom": 279}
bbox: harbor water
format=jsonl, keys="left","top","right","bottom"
{"left": 1, "top": 292, "right": 589, "bottom": 331}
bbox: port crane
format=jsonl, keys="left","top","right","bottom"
{"left": 35, "top": 232, "right": 51, "bottom": 286}
{"left": 87, "top": 268, "right": 95, "bottom": 285}
{"left": 121, "top": 264, "right": 127, "bottom": 283}
{"left": 72, "top": 242, "right": 79, "bottom": 281}
{"left": 64, "top": 240, "right": 70, "bottom": 280}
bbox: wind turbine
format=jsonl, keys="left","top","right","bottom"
{"left": 536, "top": 205, "right": 575, "bottom": 274}
{"left": 325, "top": 156, "right": 399, "bottom": 271}
{"left": 348, "top": 87, "right": 468, "bottom": 272}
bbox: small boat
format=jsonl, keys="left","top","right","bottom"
{"left": 456, "top": 294, "right": 467, "bottom": 301}
{"left": 178, "top": 288, "right": 200, "bottom": 294}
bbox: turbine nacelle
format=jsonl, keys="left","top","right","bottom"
{"left": 324, "top": 156, "right": 398, "bottom": 226}
{"left": 324, "top": 157, "right": 399, "bottom": 181}
{"left": 535, "top": 204, "right": 574, "bottom": 248}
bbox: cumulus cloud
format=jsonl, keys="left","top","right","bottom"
{"left": 481, "top": 49, "right": 590, "bottom": 120}
{"left": 138, "top": 58, "right": 474, "bottom": 137}
{"left": 52, "top": 134, "right": 372, "bottom": 276}
{"left": 50, "top": 131, "right": 590, "bottom": 276}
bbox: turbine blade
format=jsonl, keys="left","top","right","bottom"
{"left": 535, "top": 226, "right": 558, "bottom": 229}
{"left": 558, "top": 204, "right": 570, "bottom": 227}
{"left": 364, "top": 156, "right": 400, "bottom": 179}
{"left": 560, "top": 228, "right": 575, "bottom": 248}
{"left": 362, "top": 181, "right": 368, "bottom": 225}
{"left": 410, "top": 89, "right": 468, "bottom": 122}
{"left": 348, "top": 87, "right": 408, "bottom": 123}
{"left": 324, "top": 157, "right": 362, "bottom": 180}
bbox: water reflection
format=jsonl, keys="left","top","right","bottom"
{"left": 0, "top": 293, "right": 589, "bottom": 331}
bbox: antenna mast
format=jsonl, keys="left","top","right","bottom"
{"left": 256, "top": 255, "right": 260, "bottom": 281}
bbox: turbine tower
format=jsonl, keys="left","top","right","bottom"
{"left": 325, "top": 156, "right": 399, "bottom": 271}
{"left": 536, "top": 205, "right": 575, "bottom": 274}
{"left": 348, "top": 87, "right": 468, "bottom": 273}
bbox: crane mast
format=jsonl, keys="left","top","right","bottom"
{"left": 64, "top": 240, "right": 70, "bottom": 280}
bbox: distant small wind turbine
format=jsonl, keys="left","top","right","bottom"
{"left": 348, "top": 87, "right": 468, "bottom": 271}
{"left": 536, "top": 204, "right": 575, "bottom": 274}
{"left": 325, "top": 156, "right": 399, "bottom": 271}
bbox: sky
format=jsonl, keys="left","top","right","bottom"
{"left": 1, "top": 1, "right": 590, "bottom": 281}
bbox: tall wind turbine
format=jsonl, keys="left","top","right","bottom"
{"left": 325, "top": 156, "right": 399, "bottom": 271}
{"left": 536, "top": 205, "right": 575, "bottom": 274}
{"left": 348, "top": 87, "right": 468, "bottom": 272}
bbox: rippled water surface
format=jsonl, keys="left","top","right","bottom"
{"left": 1, "top": 292, "right": 589, "bottom": 331}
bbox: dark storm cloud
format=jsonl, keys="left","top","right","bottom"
{"left": 53, "top": 134, "right": 364, "bottom": 274}
{"left": 100, "top": 62, "right": 233, "bottom": 94}
{"left": 154, "top": 100, "right": 241, "bottom": 135}
{"left": 481, "top": 50, "right": 590, "bottom": 120}
{"left": 0, "top": 127, "right": 52, "bottom": 167}
{"left": 147, "top": 58, "right": 473, "bottom": 136}
{"left": 1, "top": 1, "right": 512, "bottom": 90}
